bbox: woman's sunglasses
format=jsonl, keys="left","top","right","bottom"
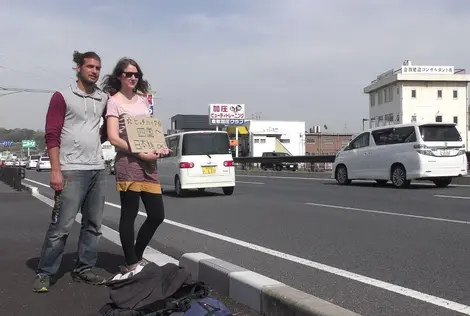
{"left": 123, "top": 72, "right": 141, "bottom": 79}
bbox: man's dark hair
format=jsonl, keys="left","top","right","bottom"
{"left": 73, "top": 51, "right": 101, "bottom": 65}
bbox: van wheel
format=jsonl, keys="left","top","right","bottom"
{"left": 275, "top": 164, "right": 282, "bottom": 171}
{"left": 222, "top": 186, "right": 234, "bottom": 195}
{"left": 433, "top": 177, "right": 452, "bottom": 188}
{"left": 391, "top": 165, "right": 411, "bottom": 188}
{"left": 335, "top": 165, "right": 351, "bottom": 185}
{"left": 175, "top": 176, "right": 187, "bottom": 197}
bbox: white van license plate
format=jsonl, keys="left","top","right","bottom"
{"left": 202, "top": 166, "right": 216, "bottom": 174}
{"left": 440, "top": 150, "right": 450, "bottom": 156}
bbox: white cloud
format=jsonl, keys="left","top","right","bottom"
{"left": 0, "top": 0, "right": 469, "bottom": 133}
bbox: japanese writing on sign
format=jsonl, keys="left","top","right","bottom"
{"left": 209, "top": 104, "right": 245, "bottom": 126}
{"left": 402, "top": 66, "right": 454, "bottom": 74}
{"left": 124, "top": 115, "right": 167, "bottom": 153}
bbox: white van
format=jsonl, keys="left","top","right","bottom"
{"left": 332, "top": 122, "right": 467, "bottom": 188}
{"left": 157, "top": 131, "right": 236, "bottom": 196}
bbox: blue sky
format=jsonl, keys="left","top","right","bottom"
{"left": 1, "top": 0, "right": 470, "bottom": 133}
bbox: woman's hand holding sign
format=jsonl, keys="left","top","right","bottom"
{"left": 138, "top": 146, "right": 172, "bottom": 161}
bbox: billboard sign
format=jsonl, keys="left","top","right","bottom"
{"left": 209, "top": 104, "right": 245, "bottom": 126}
{"left": 22, "top": 140, "right": 36, "bottom": 148}
{"left": 402, "top": 66, "right": 454, "bottom": 74}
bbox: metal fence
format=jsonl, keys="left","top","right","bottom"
{"left": 235, "top": 152, "right": 470, "bottom": 172}
{"left": 0, "top": 166, "right": 25, "bottom": 191}
{"left": 234, "top": 155, "right": 336, "bottom": 172}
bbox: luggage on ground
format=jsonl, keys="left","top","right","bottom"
{"left": 99, "top": 262, "right": 232, "bottom": 316}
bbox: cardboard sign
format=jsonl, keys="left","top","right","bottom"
{"left": 124, "top": 115, "right": 166, "bottom": 153}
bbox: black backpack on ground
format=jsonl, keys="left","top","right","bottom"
{"left": 98, "top": 262, "right": 231, "bottom": 316}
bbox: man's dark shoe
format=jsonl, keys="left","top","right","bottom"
{"left": 71, "top": 269, "right": 106, "bottom": 285}
{"left": 33, "top": 274, "right": 51, "bottom": 293}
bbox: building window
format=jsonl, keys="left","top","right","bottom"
{"left": 389, "top": 87, "right": 393, "bottom": 102}
{"left": 260, "top": 139, "right": 266, "bottom": 143}
{"left": 411, "top": 89, "right": 417, "bottom": 98}
{"left": 370, "top": 93, "right": 375, "bottom": 107}
{"left": 378, "top": 90, "right": 383, "bottom": 104}
{"left": 411, "top": 115, "right": 417, "bottom": 122}
{"left": 323, "top": 137, "right": 333, "bottom": 144}
{"left": 435, "top": 115, "right": 443, "bottom": 122}
{"left": 396, "top": 114, "right": 400, "bottom": 122}
{"left": 437, "top": 90, "right": 442, "bottom": 99}
{"left": 453, "top": 90, "right": 458, "bottom": 99}
{"left": 384, "top": 88, "right": 388, "bottom": 103}
{"left": 280, "top": 139, "right": 290, "bottom": 143}
{"left": 397, "top": 87, "right": 400, "bottom": 94}
{"left": 254, "top": 139, "right": 260, "bottom": 143}
{"left": 454, "top": 116, "right": 458, "bottom": 124}
{"left": 306, "top": 138, "right": 316, "bottom": 143}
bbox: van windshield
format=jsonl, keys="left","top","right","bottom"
{"left": 419, "top": 124, "right": 462, "bottom": 142}
{"left": 182, "top": 133, "right": 230, "bottom": 155}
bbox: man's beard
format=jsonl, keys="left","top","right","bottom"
{"left": 77, "top": 73, "right": 96, "bottom": 87}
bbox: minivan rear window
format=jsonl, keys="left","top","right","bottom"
{"left": 30, "top": 155, "right": 41, "bottom": 160}
{"left": 419, "top": 124, "right": 462, "bottom": 142}
{"left": 41, "top": 157, "right": 50, "bottom": 161}
{"left": 182, "top": 133, "right": 230, "bottom": 155}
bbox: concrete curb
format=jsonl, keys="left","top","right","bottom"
{"left": 21, "top": 182, "right": 361, "bottom": 316}
{"left": 180, "top": 253, "right": 361, "bottom": 316}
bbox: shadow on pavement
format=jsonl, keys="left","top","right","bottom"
{"left": 25, "top": 251, "right": 122, "bottom": 284}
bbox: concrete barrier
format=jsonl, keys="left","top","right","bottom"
{"left": 180, "top": 252, "right": 361, "bottom": 316}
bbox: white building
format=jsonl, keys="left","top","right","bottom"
{"left": 244, "top": 120, "right": 306, "bottom": 157}
{"left": 364, "top": 61, "right": 470, "bottom": 148}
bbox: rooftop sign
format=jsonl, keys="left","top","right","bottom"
{"left": 402, "top": 66, "right": 454, "bottom": 75}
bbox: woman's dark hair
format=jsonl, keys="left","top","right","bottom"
{"left": 73, "top": 51, "right": 101, "bottom": 65}
{"left": 101, "top": 58, "right": 150, "bottom": 96}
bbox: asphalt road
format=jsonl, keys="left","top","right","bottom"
{"left": 24, "top": 169, "right": 470, "bottom": 316}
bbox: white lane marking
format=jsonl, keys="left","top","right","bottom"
{"left": 25, "top": 178, "right": 50, "bottom": 188}
{"left": 236, "top": 175, "right": 470, "bottom": 187}
{"left": 24, "top": 178, "right": 470, "bottom": 314}
{"left": 435, "top": 195, "right": 470, "bottom": 200}
{"left": 27, "top": 186, "right": 178, "bottom": 266}
{"left": 305, "top": 202, "right": 470, "bottom": 225}
{"left": 235, "top": 181, "right": 265, "bottom": 185}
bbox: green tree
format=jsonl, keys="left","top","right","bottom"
{"left": 0, "top": 128, "right": 45, "bottom": 150}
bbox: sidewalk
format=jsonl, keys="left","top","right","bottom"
{"left": 0, "top": 181, "right": 259, "bottom": 316}
{"left": 0, "top": 181, "right": 129, "bottom": 316}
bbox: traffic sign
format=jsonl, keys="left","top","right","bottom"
{"left": 22, "top": 140, "right": 36, "bottom": 148}
{"left": 0, "top": 141, "right": 13, "bottom": 147}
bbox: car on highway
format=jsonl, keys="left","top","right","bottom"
{"left": 26, "top": 155, "right": 41, "bottom": 169}
{"left": 260, "top": 151, "right": 298, "bottom": 171}
{"left": 36, "top": 156, "right": 51, "bottom": 171}
{"left": 158, "top": 131, "right": 235, "bottom": 197}
{"left": 333, "top": 122, "right": 467, "bottom": 188}
{"left": 109, "top": 156, "right": 116, "bottom": 175}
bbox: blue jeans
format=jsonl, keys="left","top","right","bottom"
{"left": 36, "top": 170, "right": 107, "bottom": 277}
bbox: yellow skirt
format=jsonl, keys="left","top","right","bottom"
{"left": 116, "top": 181, "right": 162, "bottom": 194}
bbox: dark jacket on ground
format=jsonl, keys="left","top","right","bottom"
{"left": 99, "top": 262, "right": 194, "bottom": 315}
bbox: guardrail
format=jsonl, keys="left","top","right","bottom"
{"left": 0, "top": 166, "right": 25, "bottom": 191}
{"left": 234, "top": 155, "right": 336, "bottom": 172}
{"left": 234, "top": 152, "right": 470, "bottom": 172}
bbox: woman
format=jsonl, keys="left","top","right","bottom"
{"left": 103, "top": 58, "right": 169, "bottom": 272}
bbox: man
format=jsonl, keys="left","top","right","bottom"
{"left": 33, "top": 51, "right": 109, "bottom": 292}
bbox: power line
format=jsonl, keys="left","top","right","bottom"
{"left": 0, "top": 86, "right": 55, "bottom": 94}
